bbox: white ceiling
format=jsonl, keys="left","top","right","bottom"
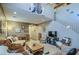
{"left": 1, "top": 3, "right": 54, "bottom": 24}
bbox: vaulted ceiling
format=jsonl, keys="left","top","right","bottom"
{"left": 56, "top": 3, "right": 79, "bottom": 33}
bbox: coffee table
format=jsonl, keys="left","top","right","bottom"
{"left": 26, "top": 41, "right": 44, "bottom": 54}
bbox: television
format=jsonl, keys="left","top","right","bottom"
{"left": 48, "top": 31, "right": 57, "bottom": 37}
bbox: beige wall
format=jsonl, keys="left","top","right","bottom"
{"left": 7, "top": 20, "right": 29, "bottom": 36}
{"left": 29, "top": 25, "right": 43, "bottom": 40}
{"left": 29, "top": 21, "right": 50, "bottom": 40}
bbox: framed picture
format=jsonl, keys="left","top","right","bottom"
{"left": 15, "top": 28, "right": 21, "bottom": 33}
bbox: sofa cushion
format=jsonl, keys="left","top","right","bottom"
{"left": 0, "top": 40, "right": 5, "bottom": 45}
{"left": 4, "top": 39, "right": 12, "bottom": 46}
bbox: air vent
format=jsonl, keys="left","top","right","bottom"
{"left": 70, "top": 11, "right": 74, "bottom": 14}
{"left": 66, "top": 9, "right": 70, "bottom": 12}
{"left": 77, "top": 14, "right": 79, "bottom": 16}
{"left": 13, "top": 16, "right": 16, "bottom": 18}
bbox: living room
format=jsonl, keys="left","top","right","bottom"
{"left": 0, "top": 3, "right": 79, "bottom": 55}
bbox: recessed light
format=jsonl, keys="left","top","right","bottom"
{"left": 13, "top": 12, "right": 16, "bottom": 14}
{"left": 66, "top": 25, "right": 70, "bottom": 29}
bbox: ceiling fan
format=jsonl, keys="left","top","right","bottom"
{"left": 29, "top": 3, "right": 42, "bottom": 14}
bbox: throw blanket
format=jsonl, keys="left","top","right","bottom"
{"left": 0, "top": 45, "right": 22, "bottom": 55}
